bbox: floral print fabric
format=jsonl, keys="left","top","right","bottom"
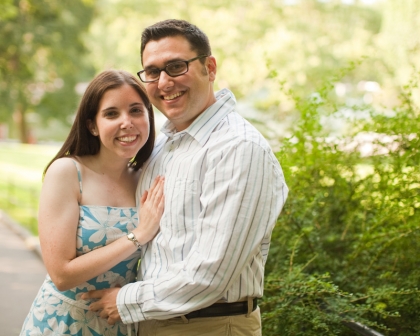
{"left": 20, "top": 205, "right": 141, "bottom": 336}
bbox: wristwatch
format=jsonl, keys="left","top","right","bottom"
{"left": 127, "top": 232, "right": 141, "bottom": 249}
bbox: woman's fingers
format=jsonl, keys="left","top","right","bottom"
{"left": 140, "top": 190, "right": 148, "bottom": 205}
{"left": 140, "top": 176, "right": 165, "bottom": 217}
{"left": 157, "top": 194, "right": 165, "bottom": 214}
{"left": 135, "top": 176, "right": 165, "bottom": 245}
{"left": 149, "top": 175, "right": 161, "bottom": 195}
{"left": 140, "top": 176, "right": 160, "bottom": 205}
{"left": 145, "top": 176, "right": 164, "bottom": 204}
{"left": 153, "top": 178, "right": 165, "bottom": 203}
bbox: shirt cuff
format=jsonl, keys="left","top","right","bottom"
{"left": 117, "top": 282, "right": 145, "bottom": 324}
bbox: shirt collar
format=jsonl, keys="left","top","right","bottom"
{"left": 160, "top": 88, "right": 236, "bottom": 146}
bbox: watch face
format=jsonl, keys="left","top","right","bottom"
{"left": 128, "top": 232, "right": 140, "bottom": 248}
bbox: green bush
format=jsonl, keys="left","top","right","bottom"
{"left": 261, "top": 72, "right": 420, "bottom": 335}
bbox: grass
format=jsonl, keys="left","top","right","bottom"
{"left": 0, "top": 142, "right": 60, "bottom": 235}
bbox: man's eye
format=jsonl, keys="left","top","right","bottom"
{"left": 167, "top": 62, "right": 185, "bottom": 72}
{"left": 146, "top": 68, "right": 160, "bottom": 77}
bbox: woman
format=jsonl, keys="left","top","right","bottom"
{"left": 20, "top": 70, "right": 163, "bottom": 336}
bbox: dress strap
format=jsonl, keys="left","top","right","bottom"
{"left": 71, "top": 160, "right": 83, "bottom": 194}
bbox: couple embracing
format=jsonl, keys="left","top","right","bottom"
{"left": 21, "top": 19, "right": 288, "bottom": 336}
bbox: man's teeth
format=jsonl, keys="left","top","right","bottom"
{"left": 118, "top": 136, "right": 136, "bottom": 142}
{"left": 164, "top": 92, "right": 183, "bottom": 100}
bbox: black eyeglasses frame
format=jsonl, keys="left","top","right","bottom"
{"left": 137, "top": 55, "right": 209, "bottom": 83}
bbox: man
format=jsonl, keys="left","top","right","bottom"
{"left": 84, "top": 19, "right": 288, "bottom": 335}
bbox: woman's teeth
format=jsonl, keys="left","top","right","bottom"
{"left": 117, "top": 136, "right": 136, "bottom": 142}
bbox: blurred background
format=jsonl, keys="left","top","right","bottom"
{"left": 1, "top": 0, "right": 419, "bottom": 143}
{"left": 1, "top": 0, "right": 420, "bottom": 335}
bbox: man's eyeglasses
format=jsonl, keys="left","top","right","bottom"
{"left": 137, "top": 55, "right": 209, "bottom": 83}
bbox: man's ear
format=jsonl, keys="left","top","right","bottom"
{"left": 207, "top": 56, "right": 217, "bottom": 82}
{"left": 87, "top": 119, "right": 98, "bottom": 136}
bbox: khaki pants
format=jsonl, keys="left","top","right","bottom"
{"left": 138, "top": 307, "right": 261, "bottom": 336}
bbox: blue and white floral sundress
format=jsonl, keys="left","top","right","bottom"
{"left": 20, "top": 161, "right": 141, "bottom": 336}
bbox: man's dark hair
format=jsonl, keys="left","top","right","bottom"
{"left": 140, "top": 19, "right": 211, "bottom": 65}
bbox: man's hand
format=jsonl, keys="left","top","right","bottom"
{"left": 82, "top": 287, "right": 122, "bottom": 325}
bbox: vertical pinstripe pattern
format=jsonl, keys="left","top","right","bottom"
{"left": 117, "top": 89, "right": 288, "bottom": 323}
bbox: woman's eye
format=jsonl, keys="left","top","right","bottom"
{"left": 131, "top": 108, "right": 144, "bottom": 114}
{"left": 104, "top": 111, "right": 117, "bottom": 117}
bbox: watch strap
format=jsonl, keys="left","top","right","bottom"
{"left": 127, "top": 232, "right": 141, "bottom": 249}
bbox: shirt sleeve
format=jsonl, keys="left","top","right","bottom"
{"left": 117, "top": 140, "right": 288, "bottom": 323}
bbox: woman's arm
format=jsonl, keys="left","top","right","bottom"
{"left": 39, "top": 158, "right": 164, "bottom": 291}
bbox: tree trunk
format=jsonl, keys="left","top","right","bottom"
{"left": 14, "top": 104, "right": 29, "bottom": 143}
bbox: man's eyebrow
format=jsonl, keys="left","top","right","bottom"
{"left": 143, "top": 58, "right": 186, "bottom": 69}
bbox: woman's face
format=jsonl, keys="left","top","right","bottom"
{"left": 89, "top": 84, "right": 150, "bottom": 160}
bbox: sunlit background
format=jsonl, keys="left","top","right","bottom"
{"left": 1, "top": 1, "right": 420, "bottom": 335}
{"left": 1, "top": 0, "right": 419, "bottom": 144}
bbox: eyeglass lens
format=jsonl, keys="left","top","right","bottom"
{"left": 143, "top": 61, "right": 188, "bottom": 82}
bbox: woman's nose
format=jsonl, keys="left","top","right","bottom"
{"left": 121, "top": 113, "right": 133, "bottom": 128}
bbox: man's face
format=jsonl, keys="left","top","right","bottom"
{"left": 142, "top": 35, "right": 217, "bottom": 132}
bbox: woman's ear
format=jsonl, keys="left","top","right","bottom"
{"left": 87, "top": 120, "right": 98, "bottom": 136}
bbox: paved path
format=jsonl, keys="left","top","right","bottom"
{"left": 0, "top": 211, "right": 46, "bottom": 336}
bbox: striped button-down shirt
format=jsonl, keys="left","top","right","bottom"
{"left": 117, "top": 88, "right": 288, "bottom": 323}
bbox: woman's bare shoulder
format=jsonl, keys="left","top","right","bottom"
{"left": 44, "top": 157, "right": 80, "bottom": 181}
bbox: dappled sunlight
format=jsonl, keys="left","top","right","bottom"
{"left": 0, "top": 162, "right": 44, "bottom": 183}
{"left": 1, "top": 1, "right": 420, "bottom": 334}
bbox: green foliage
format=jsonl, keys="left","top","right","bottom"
{"left": 262, "top": 69, "right": 420, "bottom": 335}
{"left": 0, "top": 0, "right": 95, "bottom": 141}
{"left": 85, "top": 0, "right": 385, "bottom": 100}
{"left": 4, "top": 0, "right": 416, "bottom": 143}
{"left": 0, "top": 143, "right": 58, "bottom": 233}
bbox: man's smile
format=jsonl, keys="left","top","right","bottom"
{"left": 162, "top": 91, "right": 185, "bottom": 101}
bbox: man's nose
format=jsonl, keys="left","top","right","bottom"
{"left": 157, "top": 71, "right": 174, "bottom": 90}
